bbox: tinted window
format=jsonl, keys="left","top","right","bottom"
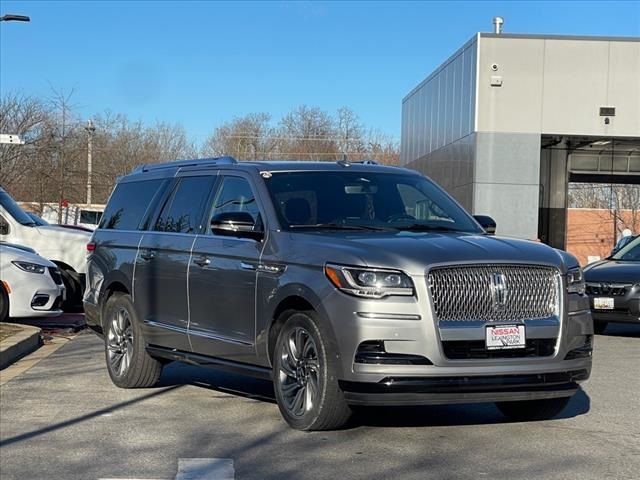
{"left": 100, "top": 179, "right": 164, "bottom": 230}
{"left": 0, "top": 215, "right": 9, "bottom": 235}
{"left": 80, "top": 210, "right": 102, "bottom": 225}
{"left": 0, "top": 190, "right": 35, "bottom": 226}
{"left": 612, "top": 237, "right": 640, "bottom": 262}
{"left": 265, "top": 171, "right": 481, "bottom": 233}
{"left": 155, "top": 176, "right": 214, "bottom": 233}
{"left": 208, "top": 176, "right": 261, "bottom": 232}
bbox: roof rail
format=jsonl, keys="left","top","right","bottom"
{"left": 133, "top": 156, "right": 237, "bottom": 173}
{"left": 336, "top": 159, "right": 379, "bottom": 167}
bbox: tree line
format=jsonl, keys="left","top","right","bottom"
{"left": 0, "top": 92, "right": 399, "bottom": 207}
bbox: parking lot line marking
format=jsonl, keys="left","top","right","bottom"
{"left": 176, "top": 458, "right": 235, "bottom": 480}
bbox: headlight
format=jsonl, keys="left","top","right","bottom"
{"left": 566, "top": 267, "right": 585, "bottom": 295}
{"left": 12, "top": 261, "right": 47, "bottom": 274}
{"left": 324, "top": 264, "right": 414, "bottom": 299}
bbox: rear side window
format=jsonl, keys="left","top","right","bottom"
{"left": 100, "top": 179, "right": 164, "bottom": 230}
{"left": 154, "top": 176, "right": 214, "bottom": 234}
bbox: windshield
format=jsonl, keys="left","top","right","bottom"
{"left": 611, "top": 237, "right": 640, "bottom": 261}
{"left": 264, "top": 171, "right": 482, "bottom": 233}
{"left": 27, "top": 212, "right": 49, "bottom": 226}
{"left": 0, "top": 190, "right": 36, "bottom": 226}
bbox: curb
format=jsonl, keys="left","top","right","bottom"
{"left": 0, "top": 323, "right": 42, "bottom": 370}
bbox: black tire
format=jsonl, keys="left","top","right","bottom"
{"left": 103, "top": 292, "right": 162, "bottom": 388}
{"left": 496, "top": 396, "right": 571, "bottom": 421}
{"left": 593, "top": 321, "right": 608, "bottom": 335}
{"left": 0, "top": 283, "right": 9, "bottom": 322}
{"left": 59, "top": 267, "right": 83, "bottom": 312}
{"left": 273, "top": 310, "right": 351, "bottom": 431}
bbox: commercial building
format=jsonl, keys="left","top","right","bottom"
{"left": 400, "top": 30, "right": 640, "bottom": 248}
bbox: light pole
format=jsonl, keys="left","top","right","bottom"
{"left": 84, "top": 120, "right": 96, "bottom": 206}
{"left": 0, "top": 14, "right": 30, "bottom": 22}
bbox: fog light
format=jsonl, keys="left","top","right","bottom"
{"left": 31, "top": 294, "right": 49, "bottom": 307}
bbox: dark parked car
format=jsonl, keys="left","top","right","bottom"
{"left": 84, "top": 157, "right": 593, "bottom": 430}
{"left": 585, "top": 236, "right": 640, "bottom": 334}
{"left": 610, "top": 234, "right": 638, "bottom": 256}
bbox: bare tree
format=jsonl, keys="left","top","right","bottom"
{"left": 568, "top": 183, "right": 640, "bottom": 237}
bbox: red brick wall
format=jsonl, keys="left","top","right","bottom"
{"left": 566, "top": 208, "right": 637, "bottom": 266}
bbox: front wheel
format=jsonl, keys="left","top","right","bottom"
{"left": 103, "top": 292, "right": 162, "bottom": 388}
{"left": 496, "top": 396, "right": 571, "bottom": 421}
{"left": 273, "top": 310, "right": 351, "bottom": 431}
{"left": 59, "top": 268, "right": 83, "bottom": 312}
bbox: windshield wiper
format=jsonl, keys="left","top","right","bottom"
{"left": 289, "top": 223, "right": 395, "bottom": 232}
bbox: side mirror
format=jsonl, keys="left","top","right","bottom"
{"left": 211, "top": 212, "right": 262, "bottom": 240}
{"left": 473, "top": 215, "right": 497, "bottom": 235}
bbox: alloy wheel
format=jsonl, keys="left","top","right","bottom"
{"left": 106, "top": 307, "right": 134, "bottom": 377}
{"left": 278, "top": 326, "right": 320, "bottom": 417}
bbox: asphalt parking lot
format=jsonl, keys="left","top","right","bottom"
{"left": 1, "top": 319, "right": 638, "bottom": 480}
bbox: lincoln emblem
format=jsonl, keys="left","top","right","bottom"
{"left": 490, "top": 272, "right": 508, "bottom": 309}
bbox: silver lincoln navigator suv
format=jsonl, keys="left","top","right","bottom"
{"left": 84, "top": 157, "right": 593, "bottom": 430}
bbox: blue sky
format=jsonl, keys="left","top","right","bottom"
{"left": 1, "top": 1, "right": 638, "bottom": 144}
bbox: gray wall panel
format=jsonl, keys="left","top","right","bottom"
{"left": 400, "top": 35, "right": 478, "bottom": 164}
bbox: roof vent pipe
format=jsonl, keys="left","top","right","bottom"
{"left": 493, "top": 16, "right": 504, "bottom": 34}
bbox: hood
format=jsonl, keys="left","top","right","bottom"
{"left": 0, "top": 244, "right": 57, "bottom": 267}
{"left": 279, "top": 231, "right": 572, "bottom": 276}
{"left": 0, "top": 241, "right": 37, "bottom": 255}
{"left": 584, "top": 260, "right": 640, "bottom": 284}
{"left": 35, "top": 224, "right": 92, "bottom": 241}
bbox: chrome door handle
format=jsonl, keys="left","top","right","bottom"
{"left": 240, "top": 262, "right": 256, "bottom": 270}
{"left": 194, "top": 256, "right": 211, "bottom": 267}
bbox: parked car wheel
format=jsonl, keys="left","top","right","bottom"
{"left": 593, "top": 321, "right": 608, "bottom": 334}
{"left": 104, "top": 292, "right": 162, "bottom": 388}
{"left": 0, "top": 283, "right": 9, "bottom": 322}
{"left": 59, "top": 267, "right": 83, "bottom": 312}
{"left": 273, "top": 310, "right": 351, "bottom": 431}
{"left": 496, "top": 396, "right": 571, "bottom": 421}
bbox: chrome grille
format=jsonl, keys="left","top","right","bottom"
{"left": 428, "top": 264, "right": 560, "bottom": 322}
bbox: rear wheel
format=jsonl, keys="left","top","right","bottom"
{"left": 593, "top": 321, "right": 608, "bottom": 334}
{"left": 0, "top": 283, "right": 9, "bottom": 322}
{"left": 496, "top": 396, "right": 571, "bottom": 421}
{"left": 273, "top": 310, "right": 351, "bottom": 431}
{"left": 103, "top": 292, "right": 162, "bottom": 388}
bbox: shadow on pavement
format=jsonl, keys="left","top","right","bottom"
{"left": 157, "top": 361, "right": 591, "bottom": 430}
{"left": 0, "top": 385, "right": 182, "bottom": 448}
{"left": 159, "top": 361, "right": 276, "bottom": 403}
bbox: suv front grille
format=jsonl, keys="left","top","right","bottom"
{"left": 585, "top": 283, "right": 631, "bottom": 297}
{"left": 428, "top": 264, "right": 560, "bottom": 322}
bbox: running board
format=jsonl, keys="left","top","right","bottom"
{"left": 146, "top": 345, "right": 272, "bottom": 381}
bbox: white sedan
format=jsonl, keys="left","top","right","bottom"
{"left": 0, "top": 243, "right": 65, "bottom": 321}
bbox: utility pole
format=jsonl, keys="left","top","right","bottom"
{"left": 85, "top": 119, "right": 96, "bottom": 206}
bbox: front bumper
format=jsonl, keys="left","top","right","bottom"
{"left": 341, "top": 369, "right": 588, "bottom": 406}
{"left": 9, "top": 284, "right": 64, "bottom": 318}
{"left": 587, "top": 285, "right": 640, "bottom": 324}
{"left": 320, "top": 279, "right": 593, "bottom": 403}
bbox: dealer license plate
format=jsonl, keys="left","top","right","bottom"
{"left": 594, "top": 297, "right": 614, "bottom": 310}
{"left": 486, "top": 325, "right": 526, "bottom": 350}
